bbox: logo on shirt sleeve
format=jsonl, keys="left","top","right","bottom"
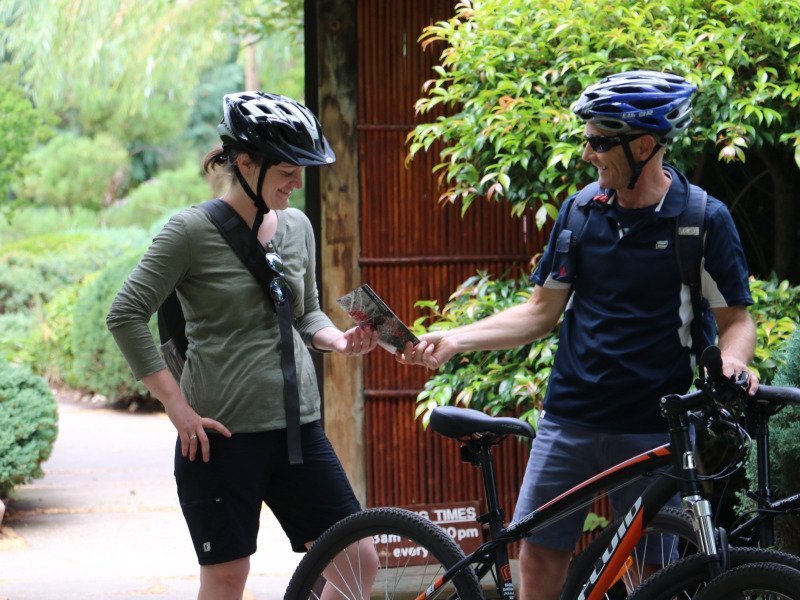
{"left": 655, "top": 240, "right": 669, "bottom": 250}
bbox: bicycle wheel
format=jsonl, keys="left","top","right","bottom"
{"left": 626, "top": 547, "right": 800, "bottom": 600}
{"left": 692, "top": 562, "right": 800, "bottom": 600}
{"left": 561, "top": 506, "right": 698, "bottom": 599}
{"left": 284, "top": 507, "right": 484, "bottom": 600}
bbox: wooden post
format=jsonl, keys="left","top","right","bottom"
{"left": 312, "top": 0, "right": 365, "bottom": 504}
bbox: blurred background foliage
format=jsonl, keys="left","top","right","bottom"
{"left": 0, "top": 0, "right": 304, "bottom": 414}
{"left": 0, "top": 0, "right": 302, "bottom": 494}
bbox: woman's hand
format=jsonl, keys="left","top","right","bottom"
{"left": 142, "top": 369, "right": 231, "bottom": 462}
{"left": 164, "top": 399, "right": 232, "bottom": 462}
{"left": 330, "top": 325, "right": 380, "bottom": 356}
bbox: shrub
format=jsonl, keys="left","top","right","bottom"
{"left": 102, "top": 161, "right": 212, "bottom": 229}
{"left": 413, "top": 271, "right": 557, "bottom": 428}
{"left": 736, "top": 327, "right": 800, "bottom": 554}
{"left": 0, "top": 312, "right": 42, "bottom": 367}
{"left": 414, "top": 273, "right": 800, "bottom": 427}
{"left": 0, "top": 205, "right": 99, "bottom": 244}
{"left": 0, "top": 64, "right": 54, "bottom": 207}
{"left": 0, "top": 357, "right": 58, "bottom": 497}
{"left": 67, "top": 248, "right": 156, "bottom": 402}
{"left": 38, "top": 279, "right": 92, "bottom": 385}
{"left": 15, "top": 132, "right": 130, "bottom": 210}
{"left": 0, "top": 229, "right": 148, "bottom": 314}
{"left": 749, "top": 275, "right": 800, "bottom": 383}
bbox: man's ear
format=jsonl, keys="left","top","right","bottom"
{"left": 636, "top": 134, "right": 659, "bottom": 160}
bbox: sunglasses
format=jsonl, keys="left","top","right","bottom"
{"left": 583, "top": 132, "right": 645, "bottom": 153}
{"left": 265, "top": 251, "right": 290, "bottom": 306}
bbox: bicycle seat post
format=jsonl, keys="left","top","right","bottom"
{"left": 462, "top": 439, "right": 505, "bottom": 536}
{"left": 462, "top": 438, "right": 513, "bottom": 596}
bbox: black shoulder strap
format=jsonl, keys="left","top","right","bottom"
{"left": 199, "top": 199, "right": 277, "bottom": 299}
{"left": 675, "top": 184, "right": 708, "bottom": 358}
{"left": 564, "top": 181, "right": 602, "bottom": 251}
{"left": 199, "top": 199, "right": 303, "bottom": 465}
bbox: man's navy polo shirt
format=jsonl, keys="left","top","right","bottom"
{"left": 532, "top": 165, "right": 752, "bottom": 433}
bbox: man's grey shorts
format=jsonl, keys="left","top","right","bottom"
{"left": 512, "top": 416, "right": 679, "bottom": 553}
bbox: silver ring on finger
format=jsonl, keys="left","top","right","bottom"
{"left": 190, "top": 434, "right": 198, "bottom": 441}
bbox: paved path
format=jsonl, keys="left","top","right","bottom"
{"left": 0, "top": 396, "right": 301, "bottom": 599}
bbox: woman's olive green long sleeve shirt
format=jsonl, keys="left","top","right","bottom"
{"left": 107, "top": 206, "right": 334, "bottom": 433}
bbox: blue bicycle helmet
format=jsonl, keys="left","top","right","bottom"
{"left": 573, "top": 70, "right": 696, "bottom": 141}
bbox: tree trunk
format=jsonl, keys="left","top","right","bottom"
{"left": 244, "top": 38, "right": 259, "bottom": 91}
{"left": 313, "top": 0, "right": 365, "bottom": 505}
{"left": 760, "top": 148, "right": 800, "bottom": 283}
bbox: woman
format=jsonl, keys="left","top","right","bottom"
{"left": 107, "top": 91, "right": 378, "bottom": 599}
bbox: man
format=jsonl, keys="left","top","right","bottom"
{"left": 398, "top": 70, "right": 757, "bottom": 600}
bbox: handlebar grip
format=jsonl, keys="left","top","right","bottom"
{"left": 754, "top": 385, "right": 800, "bottom": 405}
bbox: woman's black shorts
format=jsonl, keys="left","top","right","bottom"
{"left": 174, "top": 420, "right": 361, "bottom": 565}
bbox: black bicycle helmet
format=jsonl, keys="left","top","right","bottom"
{"left": 216, "top": 92, "right": 335, "bottom": 236}
{"left": 218, "top": 91, "right": 335, "bottom": 167}
{"left": 573, "top": 70, "right": 696, "bottom": 141}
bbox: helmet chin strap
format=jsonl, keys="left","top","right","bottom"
{"left": 233, "top": 161, "right": 271, "bottom": 246}
{"left": 620, "top": 139, "right": 662, "bottom": 189}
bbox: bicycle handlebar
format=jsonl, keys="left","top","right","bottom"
{"left": 660, "top": 346, "right": 800, "bottom": 416}
{"left": 753, "top": 385, "right": 800, "bottom": 405}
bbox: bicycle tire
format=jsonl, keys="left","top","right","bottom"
{"left": 284, "top": 507, "right": 484, "bottom": 600}
{"left": 561, "top": 506, "right": 698, "bottom": 599}
{"left": 626, "top": 547, "right": 800, "bottom": 600}
{"left": 692, "top": 561, "right": 800, "bottom": 600}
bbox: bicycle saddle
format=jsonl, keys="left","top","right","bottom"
{"left": 429, "top": 406, "right": 535, "bottom": 440}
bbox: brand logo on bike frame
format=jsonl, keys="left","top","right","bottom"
{"left": 577, "top": 495, "right": 644, "bottom": 600}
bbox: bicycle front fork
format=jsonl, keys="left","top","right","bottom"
{"left": 681, "top": 450, "right": 728, "bottom": 577}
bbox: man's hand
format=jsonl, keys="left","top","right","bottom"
{"left": 720, "top": 352, "right": 759, "bottom": 396}
{"left": 396, "top": 332, "right": 456, "bottom": 370}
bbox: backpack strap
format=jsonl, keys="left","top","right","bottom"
{"left": 564, "top": 181, "right": 602, "bottom": 252}
{"left": 554, "top": 182, "right": 605, "bottom": 282}
{"left": 675, "top": 184, "right": 708, "bottom": 359}
{"left": 199, "top": 199, "right": 303, "bottom": 465}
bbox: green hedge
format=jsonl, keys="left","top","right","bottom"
{"left": 102, "top": 161, "right": 212, "bottom": 229}
{"left": 0, "top": 206, "right": 99, "bottom": 244}
{"left": 0, "top": 358, "right": 58, "bottom": 497}
{"left": 67, "top": 249, "right": 157, "bottom": 402}
{"left": 742, "top": 328, "right": 800, "bottom": 554}
{"left": 0, "top": 229, "right": 149, "bottom": 314}
{"left": 414, "top": 272, "right": 800, "bottom": 427}
{"left": 38, "top": 279, "right": 92, "bottom": 385}
{"left": 14, "top": 132, "right": 130, "bottom": 210}
{"left": 0, "top": 311, "right": 43, "bottom": 367}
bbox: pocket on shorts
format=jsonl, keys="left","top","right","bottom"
{"left": 180, "top": 496, "right": 228, "bottom": 560}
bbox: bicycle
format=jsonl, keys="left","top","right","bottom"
{"left": 285, "top": 346, "right": 800, "bottom": 599}
{"left": 689, "top": 561, "right": 800, "bottom": 600}
{"left": 569, "top": 349, "right": 800, "bottom": 598}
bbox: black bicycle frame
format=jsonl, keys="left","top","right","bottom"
{"left": 429, "top": 443, "right": 677, "bottom": 600}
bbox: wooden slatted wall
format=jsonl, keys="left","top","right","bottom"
{"left": 355, "top": 0, "right": 546, "bottom": 524}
